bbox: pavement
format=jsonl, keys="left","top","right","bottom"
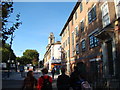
{"left": 2, "top": 71, "right": 59, "bottom": 80}
{"left": 2, "top": 71, "right": 59, "bottom": 90}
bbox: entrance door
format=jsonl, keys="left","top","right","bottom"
{"left": 106, "top": 40, "right": 114, "bottom": 75}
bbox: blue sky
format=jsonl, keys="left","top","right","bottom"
{"left": 9, "top": 2, "right": 76, "bottom": 60}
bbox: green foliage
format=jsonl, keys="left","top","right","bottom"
{"left": 16, "top": 49, "right": 39, "bottom": 65}
{"left": 16, "top": 56, "right": 32, "bottom": 65}
{"left": 2, "top": 2, "right": 22, "bottom": 43}
{"left": 1, "top": 43, "right": 16, "bottom": 63}
{"left": 23, "top": 49, "right": 39, "bottom": 61}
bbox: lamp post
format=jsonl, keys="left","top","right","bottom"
{"left": 17, "top": 62, "right": 20, "bottom": 72}
{"left": 7, "top": 60, "right": 10, "bottom": 78}
{"left": 59, "top": 46, "right": 64, "bottom": 67}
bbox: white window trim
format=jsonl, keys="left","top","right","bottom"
{"left": 81, "top": 38, "right": 86, "bottom": 42}
{"left": 79, "top": 2, "right": 83, "bottom": 12}
{"left": 75, "top": 26, "right": 78, "bottom": 36}
{"left": 87, "top": 3, "right": 96, "bottom": 14}
{"left": 75, "top": 25, "right": 78, "bottom": 28}
{"left": 101, "top": 1, "right": 110, "bottom": 27}
{"left": 72, "top": 30, "right": 74, "bottom": 33}
{"left": 89, "top": 58, "right": 101, "bottom": 62}
{"left": 72, "top": 31, "right": 74, "bottom": 42}
{"left": 80, "top": 18, "right": 84, "bottom": 23}
{"left": 114, "top": 0, "right": 120, "bottom": 18}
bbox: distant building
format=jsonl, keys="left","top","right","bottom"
{"left": 44, "top": 32, "right": 61, "bottom": 71}
{"left": 60, "top": 0, "right": 120, "bottom": 88}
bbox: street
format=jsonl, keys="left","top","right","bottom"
{"left": 2, "top": 71, "right": 58, "bottom": 90}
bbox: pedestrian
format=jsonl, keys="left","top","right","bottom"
{"left": 57, "top": 67, "right": 70, "bottom": 90}
{"left": 22, "top": 70, "right": 37, "bottom": 90}
{"left": 79, "top": 74, "right": 91, "bottom": 90}
{"left": 51, "top": 67, "right": 55, "bottom": 79}
{"left": 37, "top": 68, "right": 52, "bottom": 90}
{"left": 70, "top": 66, "right": 82, "bottom": 90}
{"left": 20, "top": 65, "right": 25, "bottom": 77}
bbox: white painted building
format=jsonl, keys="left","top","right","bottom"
{"left": 44, "top": 32, "right": 61, "bottom": 70}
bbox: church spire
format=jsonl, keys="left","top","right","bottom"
{"left": 48, "top": 32, "right": 55, "bottom": 44}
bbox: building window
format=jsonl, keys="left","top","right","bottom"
{"left": 64, "top": 29, "right": 67, "bottom": 35}
{"left": 76, "top": 44, "right": 79, "bottom": 54}
{"left": 66, "top": 40, "right": 67, "bottom": 46}
{"left": 115, "top": 0, "right": 120, "bottom": 18}
{"left": 67, "top": 50, "right": 70, "bottom": 57}
{"left": 66, "top": 51, "right": 67, "bottom": 58}
{"left": 86, "top": 0, "right": 90, "bottom": 3}
{"left": 63, "top": 42, "right": 65, "bottom": 48}
{"left": 63, "top": 32, "right": 65, "bottom": 37}
{"left": 101, "top": 2, "right": 110, "bottom": 27}
{"left": 88, "top": 5, "right": 96, "bottom": 23}
{"left": 80, "top": 3, "right": 83, "bottom": 12}
{"left": 72, "top": 19, "right": 74, "bottom": 25}
{"left": 72, "top": 32, "right": 74, "bottom": 56}
{"left": 68, "top": 37, "right": 70, "bottom": 44}
{"left": 75, "top": 12, "right": 77, "bottom": 19}
{"left": 81, "top": 39, "right": 86, "bottom": 51}
{"left": 72, "top": 45, "right": 74, "bottom": 56}
{"left": 72, "top": 32, "right": 74, "bottom": 45}
{"left": 89, "top": 35, "right": 99, "bottom": 48}
{"left": 75, "top": 26, "right": 79, "bottom": 36}
{"left": 68, "top": 24, "right": 70, "bottom": 31}
{"left": 80, "top": 20, "right": 84, "bottom": 32}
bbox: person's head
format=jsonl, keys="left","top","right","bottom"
{"left": 74, "top": 66, "right": 78, "bottom": 71}
{"left": 61, "top": 67, "right": 66, "bottom": 74}
{"left": 27, "top": 71, "right": 33, "bottom": 77}
{"left": 41, "top": 68, "right": 48, "bottom": 74}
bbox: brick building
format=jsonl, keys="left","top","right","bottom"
{"left": 60, "top": 0, "right": 120, "bottom": 88}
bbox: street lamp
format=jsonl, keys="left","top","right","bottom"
{"left": 11, "top": 60, "right": 14, "bottom": 70}
{"left": 11, "top": 60, "right": 14, "bottom": 63}
{"left": 17, "top": 62, "right": 20, "bottom": 65}
{"left": 59, "top": 46, "right": 64, "bottom": 67}
{"left": 17, "top": 62, "right": 20, "bottom": 72}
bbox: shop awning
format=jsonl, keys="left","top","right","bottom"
{"left": 51, "top": 59, "right": 61, "bottom": 64}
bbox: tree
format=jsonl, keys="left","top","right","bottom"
{"left": 16, "top": 56, "right": 32, "bottom": 65}
{"left": 1, "top": 43, "right": 16, "bottom": 63}
{"left": 1, "top": 2, "right": 22, "bottom": 45}
{"left": 23, "top": 49, "right": 39, "bottom": 65}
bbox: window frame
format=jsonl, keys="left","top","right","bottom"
{"left": 101, "top": 1, "right": 110, "bottom": 27}
{"left": 80, "top": 2, "right": 83, "bottom": 13}
{"left": 80, "top": 19, "right": 84, "bottom": 32}
{"left": 72, "top": 19, "right": 74, "bottom": 25}
{"left": 75, "top": 26, "right": 79, "bottom": 37}
{"left": 81, "top": 39, "right": 86, "bottom": 52}
{"left": 76, "top": 43, "right": 79, "bottom": 54}
{"left": 88, "top": 5, "right": 97, "bottom": 24}
{"left": 89, "top": 35, "right": 99, "bottom": 48}
{"left": 75, "top": 11, "right": 77, "bottom": 20}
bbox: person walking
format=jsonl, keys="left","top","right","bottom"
{"left": 57, "top": 67, "right": 70, "bottom": 90}
{"left": 20, "top": 65, "right": 25, "bottom": 77}
{"left": 37, "top": 68, "right": 52, "bottom": 90}
{"left": 70, "top": 66, "right": 82, "bottom": 90}
{"left": 22, "top": 70, "right": 37, "bottom": 90}
{"left": 51, "top": 67, "right": 55, "bottom": 79}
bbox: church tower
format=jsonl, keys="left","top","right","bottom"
{"left": 48, "top": 32, "right": 55, "bottom": 44}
